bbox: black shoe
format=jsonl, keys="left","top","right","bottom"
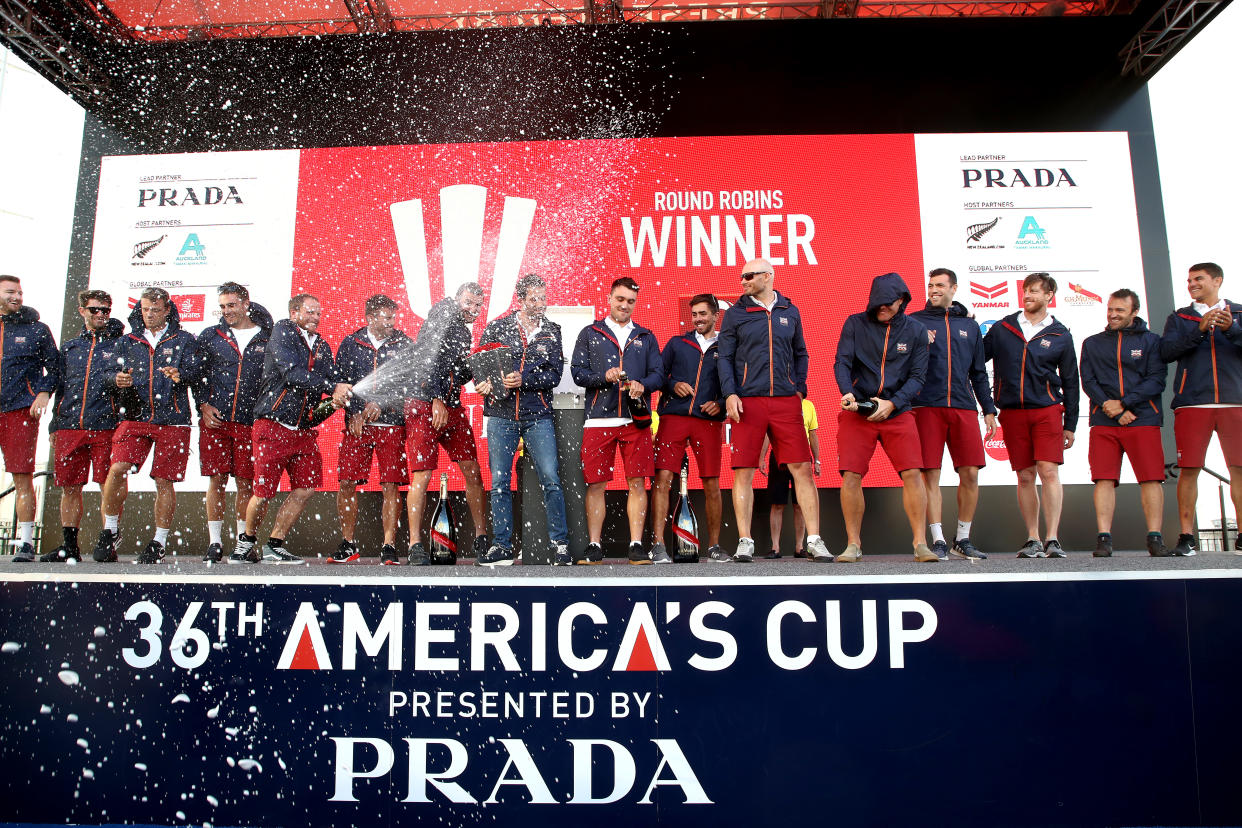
{"left": 407, "top": 542, "right": 431, "bottom": 566}
{"left": 577, "top": 542, "right": 604, "bottom": 565}
{"left": 137, "top": 540, "right": 165, "bottom": 564}
{"left": 628, "top": 542, "right": 652, "bottom": 565}
{"left": 1017, "top": 539, "right": 1045, "bottom": 558}
{"left": 39, "top": 545, "right": 80, "bottom": 563}
{"left": 92, "top": 529, "right": 120, "bottom": 562}
{"left": 1147, "top": 534, "right": 1169, "bottom": 557}
{"left": 380, "top": 544, "right": 402, "bottom": 566}
{"left": 793, "top": 546, "right": 809, "bottom": 559}
{"left": 650, "top": 543, "right": 672, "bottom": 565}
{"left": 708, "top": 545, "right": 732, "bottom": 563}
{"left": 1045, "top": 539, "right": 1067, "bottom": 558}
{"left": 260, "top": 543, "right": 303, "bottom": 565}
{"left": 1235, "top": 532, "right": 1241, "bottom": 553}
{"left": 476, "top": 545, "right": 519, "bottom": 567}
{"left": 471, "top": 535, "right": 489, "bottom": 559}
{"left": 765, "top": 549, "right": 782, "bottom": 559}
{"left": 329, "top": 540, "right": 360, "bottom": 564}
{"left": 229, "top": 535, "right": 259, "bottom": 564}
{"left": 552, "top": 542, "right": 573, "bottom": 566}
{"left": 12, "top": 543, "right": 36, "bottom": 563}
{"left": 1094, "top": 534, "right": 1113, "bottom": 557}
{"left": 951, "top": 538, "right": 987, "bottom": 560}
{"left": 1172, "top": 533, "right": 1198, "bottom": 557}
{"left": 930, "top": 539, "right": 949, "bottom": 561}
{"left": 203, "top": 543, "right": 224, "bottom": 564}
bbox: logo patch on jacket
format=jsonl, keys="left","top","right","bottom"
{"left": 14, "top": 336, "right": 25, "bottom": 344}
{"left": 162, "top": 347, "right": 175, "bottom": 356}
{"left": 1131, "top": 349, "right": 1143, "bottom": 358}
{"left": 896, "top": 342, "right": 909, "bottom": 353}
{"left": 779, "top": 317, "right": 789, "bottom": 326}
{"left": 1039, "top": 339, "right": 1051, "bottom": 348}
{"left": 958, "top": 329, "right": 969, "bottom": 338}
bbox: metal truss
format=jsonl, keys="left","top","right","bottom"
{"left": 0, "top": 0, "right": 109, "bottom": 103}
{"left": 1119, "top": 0, "right": 1225, "bottom": 77}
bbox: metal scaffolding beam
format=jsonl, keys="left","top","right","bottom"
{"left": 1119, "top": 0, "right": 1225, "bottom": 76}
{"left": 0, "top": 0, "right": 109, "bottom": 104}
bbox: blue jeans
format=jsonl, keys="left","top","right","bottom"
{"left": 487, "top": 416, "right": 568, "bottom": 549}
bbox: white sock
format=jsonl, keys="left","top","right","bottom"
{"left": 740, "top": 536, "right": 753, "bottom": 544}
{"left": 104, "top": 514, "right": 119, "bottom": 532}
{"left": 929, "top": 523, "right": 945, "bottom": 544}
{"left": 18, "top": 522, "right": 34, "bottom": 545}
{"left": 153, "top": 527, "right": 169, "bottom": 546}
{"left": 956, "top": 520, "right": 972, "bottom": 541}
{"left": 236, "top": 520, "right": 247, "bottom": 538}
{"left": 207, "top": 521, "right": 223, "bottom": 545}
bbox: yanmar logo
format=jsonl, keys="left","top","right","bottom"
{"left": 391, "top": 184, "right": 533, "bottom": 322}
{"left": 970, "top": 281, "right": 1008, "bottom": 309}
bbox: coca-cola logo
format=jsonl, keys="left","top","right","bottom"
{"left": 984, "top": 426, "right": 1009, "bottom": 461}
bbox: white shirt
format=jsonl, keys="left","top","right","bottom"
{"left": 518, "top": 315, "right": 544, "bottom": 344}
{"left": 587, "top": 317, "right": 636, "bottom": 428}
{"left": 604, "top": 316, "right": 633, "bottom": 344}
{"left": 232, "top": 325, "right": 260, "bottom": 354}
{"left": 695, "top": 331, "right": 717, "bottom": 351}
{"left": 142, "top": 324, "right": 169, "bottom": 350}
{"left": 753, "top": 294, "right": 777, "bottom": 312}
{"left": 367, "top": 331, "right": 390, "bottom": 350}
{"left": 1018, "top": 313, "right": 1054, "bottom": 339}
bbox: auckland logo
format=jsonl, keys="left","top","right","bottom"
{"left": 1014, "top": 217, "right": 1050, "bottom": 250}
{"left": 966, "top": 217, "right": 1003, "bottom": 250}
{"left": 391, "top": 184, "right": 534, "bottom": 322}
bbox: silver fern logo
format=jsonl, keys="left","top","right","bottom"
{"left": 131, "top": 235, "right": 167, "bottom": 259}
{"left": 965, "top": 217, "right": 1002, "bottom": 250}
{"left": 390, "top": 185, "right": 535, "bottom": 322}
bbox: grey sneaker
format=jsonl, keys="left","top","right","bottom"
{"left": 1044, "top": 539, "right": 1067, "bottom": 559}
{"left": 476, "top": 545, "right": 519, "bottom": 567}
{"left": 650, "top": 542, "right": 672, "bottom": 565}
{"left": 835, "top": 542, "right": 862, "bottom": 563}
{"left": 929, "top": 539, "right": 949, "bottom": 560}
{"left": 1017, "top": 539, "right": 1045, "bottom": 558}
{"left": 806, "top": 536, "right": 833, "bottom": 562}
{"left": 733, "top": 538, "right": 755, "bottom": 563}
{"left": 951, "top": 538, "right": 987, "bottom": 560}
{"left": 11, "top": 543, "right": 36, "bottom": 563}
{"left": 1146, "top": 534, "right": 1169, "bottom": 558}
{"left": 708, "top": 545, "right": 731, "bottom": 563}
{"left": 407, "top": 542, "right": 431, "bottom": 566}
{"left": 913, "top": 543, "right": 940, "bottom": 562}
{"left": 260, "top": 544, "right": 304, "bottom": 565}
{"left": 552, "top": 543, "right": 573, "bottom": 566}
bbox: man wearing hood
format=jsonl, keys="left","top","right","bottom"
{"left": 718, "top": 259, "right": 831, "bottom": 563}
{"left": 42, "top": 290, "right": 123, "bottom": 562}
{"left": 194, "top": 282, "right": 273, "bottom": 563}
{"left": 909, "top": 268, "right": 997, "bottom": 560}
{"left": 984, "top": 272, "right": 1080, "bottom": 558}
{"left": 333, "top": 294, "right": 413, "bottom": 565}
{"left": 0, "top": 275, "right": 60, "bottom": 562}
{"left": 94, "top": 287, "right": 201, "bottom": 564}
{"left": 834, "top": 271, "right": 936, "bottom": 563}
{"left": 1081, "top": 289, "right": 1168, "bottom": 557}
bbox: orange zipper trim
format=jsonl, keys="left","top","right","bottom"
{"left": 767, "top": 312, "right": 774, "bottom": 395}
{"left": 944, "top": 311, "right": 952, "bottom": 405}
{"left": 79, "top": 335, "right": 96, "bottom": 429}
{"left": 1211, "top": 333, "right": 1219, "bottom": 403}
{"left": 878, "top": 325, "right": 891, "bottom": 394}
{"left": 1116, "top": 334, "right": 1125, "bottom": 399}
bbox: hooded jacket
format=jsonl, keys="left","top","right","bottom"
{"left": 1080, "top": 316, "right": 1166, "bottom": 427}
{"left": 717, "top": 290, "right": 808, "bottom": 399}
{"left": 833, "top": 273, "right": 929, "bottom": 416}
{"left": 984, "top": 310, "right": 1080, "bottom": 431}
{"left": 657, "top": 331, "right": 725, "bottom": 421}
{"left": 52, "top": 317, "right": 125, "bottom": 432}
{"left": 909, "top": 300, "right": 996, "bottom": 414}
{"left": 478, "top": 312, "right": 564, "bottom": 421}
{"left": 570, "top": 318, "right": 662, "bottom": 421}
{"left": 252, "top": 318, "right": 338, "bottom": 430}
{"left": 110, "top": 303, "right": 200, "bottom": 426}
{"left": 0, "top": 305, "right": 59, "bottom": 414}
{"left": 193, "top": 302, "right": 274, "bottom": 426}
{"left": 409, "top": 296, "right": 475, "bottom": 408}
{"left": 334, "top": 325, "right": 415, "bottom": 425}
{"left": 1159, "top": 301, "right": 1242, "bottom": 408}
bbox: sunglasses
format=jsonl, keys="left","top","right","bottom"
{"left": 85, "top": 306, "right": 112, "bottom": 315}
{"left": 740, "top": 271, "right": 770, "bottom": 281}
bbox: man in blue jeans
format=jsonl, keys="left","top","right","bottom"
{"left": 475, "top": 274, "right": 570, "bottom": 566}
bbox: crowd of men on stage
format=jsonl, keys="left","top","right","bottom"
{"left": 0, "top": 258, "right": 1238, "bottom": 566}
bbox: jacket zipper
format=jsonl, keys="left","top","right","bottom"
{"left": 944, "top": 311, "right": 952, "bottom": 406}
{"left": 878, "top": 325, "right": 891, "bottom": 394}
{"left": 767, "top": 312, "right": 774, "bottom": 395}
{"left": 79, "top": 334, "right": 96, "bottom": 429}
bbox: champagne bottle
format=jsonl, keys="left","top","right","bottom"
{"left": 854, "top": 398, "right": 878, "bottom": 416}
{"left": 430, "top": 472, "right": 458, "bottom": 565}
{"left": 617, "top": 370, "right": 652, "bottom": 429}
{"left": 308, "top": 397, "right": 338, "bottom": 427}
{"left": 671, "top": 460, "right": 699, "bottom": 563}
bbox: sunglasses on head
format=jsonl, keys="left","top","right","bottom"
{"left": 740, "top": 271, "right": 770, "bottom": 281}
{"left": 85, "top": 306, "right": 111, "bottom": 315}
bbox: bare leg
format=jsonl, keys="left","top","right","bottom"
{"left": 626, "top": 477, "right": 647, "bottom": 544}
{"left": 457, "top": 460, "right": 488, "bottom": 540}
{"left": 235, "top": 478, "right": 254, "bottom": 524}
{"left": 899, "top": 468, "right": 928, "bottom": 547}
{"left": 1016, "top": 466, "right": 1040, "bottom": 539}
{"left": 922, "top": 468, "right": 943, "bottom": 525}
{"left": 100, "top": 462, "right": 130, "bottom": 521}
{"left": 60, "top": 484, "right": 84, "bottom": 528}
{"left": 406, "top": 470, "right": 432, "bottom": 546}
{"left": 1231, "top": 466, "right": 1242, "bottom": 536}
{"left": 769, "top": 504, "right": 785, "bottom": 554}
{"left": 957, "top": 466, "right": 980, "bottom": 523}
{"left": 1036, "top": 461, "right": 1063, "bottom": 539}
{"left": 381, "top": 482, "right": 401, "bottom": 546}
{"left": 1093, "top": 480, "right": 1116, "bottom": 533}
{"left": 244, "top": 495, "right": 270, "bottom": 537}
{"left": 153, "top": 478, "right": 176, "bottom": 532}
{"left": 206, "top": 474, "right": 228, "bottom": 522}
{"left": 269, "top": 487, "right": 312, "bottom": 540}
{"left": 841, "top": 471, "right": 865, "bottom": 547}
{"left": 1139, "top": 481, "right": 1163, "bottom": 533}
{"left": 703, "top": 478, "right": 722, "bottom": 547}
{"left": 731, "top": 467, "right": 757, "bottom": 538}
{"left": 649, "top": 469, "right": 675, "bottom": 546}
{"left": 586, "top": 481, "right": 607, "bottom": 544}
{"left": 787, "top": 461, "right": 820, "bottom": 536}
{"left": 337, "top": 481, "right": 359, "bottom": 541}
{"left": 10, "top": 473, "right": 35, "bottom": 523}
{"left": 1176, "top": 467, "right": 1199, "bottom": 535}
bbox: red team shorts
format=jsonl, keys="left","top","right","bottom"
{"left": 404, "top": 400, "right": 477, "bottom": 471}
{"left": 0, "top": 408, "right": 39, "bottom": 474}
{"left": 252, "top": 418, "right": 323, "bottom": 498}
{"left": 339, "top": 423, "right": 408, "bottom": 483}
{"left": 836, "top": 409, "right": 923, "bottom": 475}
{"left": 654, "top": 414, "right": 723, "bottom": 477}
{"left": 111, "top": 421, "right": 191, "bottom": 481}
{"left": 998, "top": 405, "right": 1065, "bottom": 470}
{"left": 199, "top": 421, "right": 255, "bottom": 479}
{"left": 581, "top": 423, "right": 654, "bottom": 484}
{"left": 1174, "top": 406, "right": 1242, "bottom": 469}
{"left": 730, "top": 396, "right": 811, "bottom": 469}
{"left": 913, "top": 406, "right": 987, "bottom": 470}
{"left": 53, "top": 428, "right": 113, "bottom": 486}
{"left": 1088, "top": 425, "right": 1165, "bottom": 483}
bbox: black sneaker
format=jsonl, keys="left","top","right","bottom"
{"left": 577, "top": 542, "right": 604, "bottom": 565}
{"left": 1094, "top": 534, "right": 1113, "bottom": 557}
{"left": 650, "top": 543, "right": 672, "bottom": 565}
{"left": 552, "top": 542, "right": 573, "bottom": 566}
{"left": 1045, "top": 539, "right": 1067, "bottom": 558}
{"left": 930, "top": 539, "right": 949, "bottom": 561}
{"left": 203, "top": 543, "right": 224, "bottom": 564}
{"left": 92, "top": 529, "right": 120, "bottom": 562}
{"left": 765, "top": 549, "right": 782, "bottom": 559}
{"left": 1235, "top": 532, "right": 1241, "bottom": 554}
{"left": 628, "top": 542, "right": 652, "bottom": 565}
{"left": 1147, "top": 534, "right": 1169, "bottom": 557}
{"left": 12, "top": 543, "right": 36, "bottom": 563}
{"left": 380, "top": 544, "right": 402, "bottom": 566}
{"left": 793, "top": 546, "right": 809, "bottom": 559}
{"left": 951, "top": 538, "right": 987, "bottom": 560}
{"left": 1017, "top": 539, "right": 1045, "bottom": 558}
{"left": 137, "top": 540, "right": 165, "bottom": 564}
{"left": 708, "top": 545, "right": 732, "bottom": 563}
{"left": 476, "top": 545, "right": 519, "bottom": 567}
{"left": 407, "top": 542, "right": 431, "bottom": 566}
{"left": 229, "top": 535, "right": 259, "bottom": 564}
{"left": 1172, "top": 533, "right": 1198, "bottom": 557}
{"left": 40, "top": 545, "right": 81, "bottom": 563}
{"left": 329, "top": 540, "right": 360, "bottom": 564}
{"left": 471, "top": 535, "right": 489, "bottom": 559}
{"left": 260, "top": 543, "right": 303, "bottom": 565}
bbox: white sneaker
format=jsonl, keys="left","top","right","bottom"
{"left": 806, "top": 536, "right": 833, "bottom": 562}
{"left": 733, "top": 538, "right": 755, "bottom": 563}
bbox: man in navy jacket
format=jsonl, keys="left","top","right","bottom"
{"left": 93, "top": 288, "right": 201, "bottom": 564}
{"left": 650, "top": 293, "right": 726, "bottom": 563}
{"left": 909, "top": 268, "right": 997, "bottom": 560}
{"left": 43, "top": 290, "right": 122, "bottom": 562}
{"left": 1160, "top": 261, "right": 1242, "bottom": 556}
{"left": 834, "top": 272, "right": 935, "bottom": 563}
{"left": 984, "top": 272, "right": 1080, "bottom": 558}
{"left": 0, "top": 275, "right": 60, "bottom": 562}
{"left": 571, "top": 276, "right": 662, "bottom": 564}
{"left": 1080, "top": 289, "right": 1168, "bottom": 557}
{"left": 231, "top": 293, "right": 350, "bottom": 565}
{"left": 194, "top": 282, "right": 273, "bottom": 563}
